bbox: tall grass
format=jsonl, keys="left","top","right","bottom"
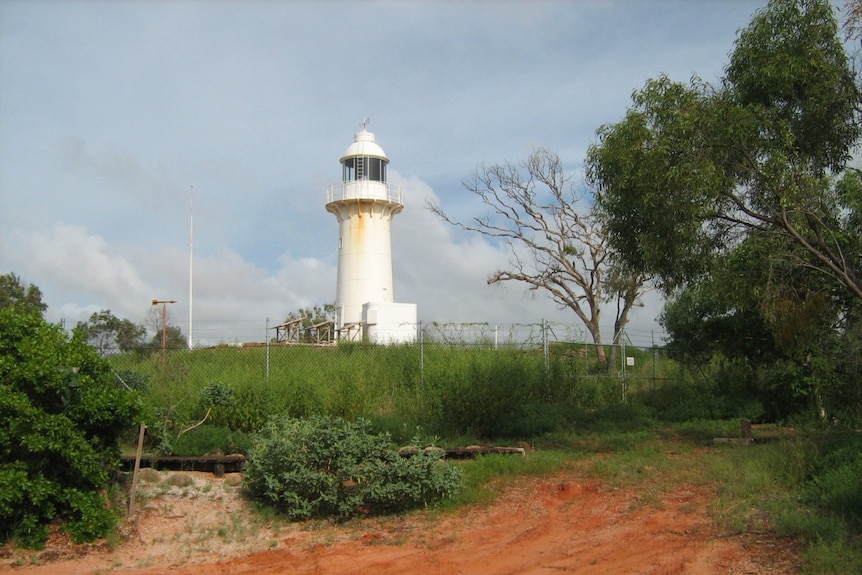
{"left": 111, "top": 342, "right": 657, "bottom": 440}
{"left": 700, "top": 432, "right": 862, "bottom": 575}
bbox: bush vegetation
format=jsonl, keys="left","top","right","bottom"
{"left": 242, "top": 415, "right": 461, "bottom": 520}
{"left": 0, "top": 305, "right": 140, "bottom": 549}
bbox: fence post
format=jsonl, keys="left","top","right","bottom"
{"left": 543, "top": 319, "right": 549, "bottom": 372}
{"left": 620, "top": 327, "right": 627, "bottom": 403}
{"left": 265, "top": 317, "right": 270, "bottom": 380}
{"left": 652, "top": 330, "right": 657, "bottom": 391}
{"left": 129, "top": 423, "right": 146, "bottom": 516}
{"left": 419, "top": 320, "right": 424, "bottom": 387}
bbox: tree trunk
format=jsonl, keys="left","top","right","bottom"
{"left": 586, "top": 323, "right": 607, "bottom": 366}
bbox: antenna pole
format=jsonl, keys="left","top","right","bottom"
{"left": 188, "top": 186, "right": 194, "bottom": 350}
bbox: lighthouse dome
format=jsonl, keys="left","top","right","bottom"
{"left": 340, "top": 128, "right": 389, "bottom": 163}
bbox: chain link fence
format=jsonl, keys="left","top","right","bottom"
{"left": 100, "top": 318, "right": 702, "bottom": 447}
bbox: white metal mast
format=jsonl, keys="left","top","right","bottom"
{"left": 188, "top": 185, "right": 194, "bottom": 350}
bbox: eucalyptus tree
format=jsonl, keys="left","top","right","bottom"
{"left": 74, "top": 310, "right": 147, "bottom": 355}
{"left": 428, "top": 149, "right": 648, "bottom": 368}
{"left": 586, "top": 0, "right": 861, "bottom": 303}
{"left": 586, "top": 0, "right": 862, "bottom": 420}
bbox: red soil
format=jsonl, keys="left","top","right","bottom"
{"left": 0, "top": 469, "right": 801, "bottom": 575}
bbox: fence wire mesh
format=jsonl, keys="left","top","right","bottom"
{"left": 107, "top": 320, "right": 684, "bottom": 434}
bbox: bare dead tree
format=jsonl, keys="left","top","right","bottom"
{"left": 427, "top": 148, "right": 649, "bottom": 368}
{"left": 844, "top": 0, "right": 862, "bottom": 40}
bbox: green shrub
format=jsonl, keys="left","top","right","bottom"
{"left": 805, "top": 437, "right": 862, "bottom": 529}
{"left": 113, "top": 369, "right": 150, "bottom": 392}
{"left": 243, "top": 415, "right": 461, "bottom": 520}
{"left": 170, "top": 425, "right": 252, "bottom": 456}
{"left": 802, "top": 537, "right": 862, "bottom": 575}
{"left": 147, "top": 381, "right": 237, "bottom": 455}
{"left": 0, "top": 307, "right": 139, "bottom": 548}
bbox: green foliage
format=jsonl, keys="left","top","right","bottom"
{"left": 169, "top": 425, "right": 252, "bottom": 456}
{"left": 801, "top": 537, "right": 862, "bottom": 575}
{"left": 113, "top": 369, "right": 150, "bottom": 392}
{"left": 147, "top": 324, "right": 186, "bottom": 355}
{"left": 199, "top": 380, "right": 235, "bottom": 410}
{"left": 0, "top": 272, "right": 47, "bottom": 316}
{"left": 113, "top": 337, "right": 736, "bottom": 446}
{"left": 638, "top": 360, "right": 766, "bottom": 423}
{"left": 282, "top": 304, "right": 335, "bottom": 330}
{"left": 242, "top": 415, "right": 461, "bottom": 520}
{"left": 74, "top": 310, "right": 147, "bottom": 355}
{"left": 701, "top": 431, "right": 862, "bottom": 574}
{"left": 577, "top": 403, "right": 657, "bottom": 434}
{"left": 726, "top": 0, "right": 858, "bottom": 172}
{"left": 589, "top": 0, "right": 861, "bottom": 298}
{"left": 803, "top": 433, "right": 862, "bottom": 529}
{"left": 587, "top": 0, "right": 861, "bottom": 425}
{"left": 0, "top": 306, "right": 140, "bottom": 548}
{"left": 147, "top": 380, "right": 237, "bottom": 455}
{"left": 63, "top": 488, "right": 117, "bottom": 544}
{"left": 431, "top": 349, "right": 575, "bottom": 438}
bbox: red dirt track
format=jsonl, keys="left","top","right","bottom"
{"left": 1, "top": 471, "right": 800, "bottom": 575}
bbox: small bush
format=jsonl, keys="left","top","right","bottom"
{"left": 170, "top": 425, "right": 252, "bottom": 456}
{"left": 243, "top": 415, "right": 461, "bottom": 520}
{"left": 165, "top": 473, "right": 195, "bottom": 488}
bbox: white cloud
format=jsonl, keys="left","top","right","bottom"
{"left": 7, "top": 224, "right": 152, "bottom": 322}
{"left": 1, "top": 0, "right": 768, "bottom": 348}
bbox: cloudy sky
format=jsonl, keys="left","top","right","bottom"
{"left": 1, "top": 0, "right": 777, "bottom": 348}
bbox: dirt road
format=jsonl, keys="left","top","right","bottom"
{"left": 1, "top": 470, "right": 801, "bottom": 575}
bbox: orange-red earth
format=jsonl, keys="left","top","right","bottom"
{"left": 1, "top": 469, "right": 801, "bottom": 575}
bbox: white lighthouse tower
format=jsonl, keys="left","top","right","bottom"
{"left": 325, "top": 121, "right": 417, "bottom": 343}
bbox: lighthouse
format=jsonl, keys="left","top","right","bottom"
{"left": 325, "top": 121, "right": 417, "bottom": 343}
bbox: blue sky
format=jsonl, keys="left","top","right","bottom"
{"left": 0, "top": 0, "right": 774, "bottom": 347}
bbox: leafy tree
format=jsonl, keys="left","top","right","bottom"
{"left": 74, "top": 310, "right": 146, "bottom": 355}
{"left": 0, "top": 272, "right": 47, "bottom": 316}
{"left": 660, "top": 231, "right": 850, "bottom": 419}
{"left": 144, "top": 304, "right": 185, "bottom": 352}
{"left": 662, "top": 230, "right": 840, "bottom": 363}
{"left": 428, "top": 149, "right": 649, "bottom": 368}
{"left": 148, "top": 324, "right": 185, "bottom": 353}
{"left": 0, "top": 304, "right": 141, "bottom": 548}
{"left": 586, "top": 0, "right": 862, "bottom": 420}
{"left": 586, "top": 0, "right": 861, "bottom": 303}
{"left": 283, "top": 304, "right": 335, "bottom": 328}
